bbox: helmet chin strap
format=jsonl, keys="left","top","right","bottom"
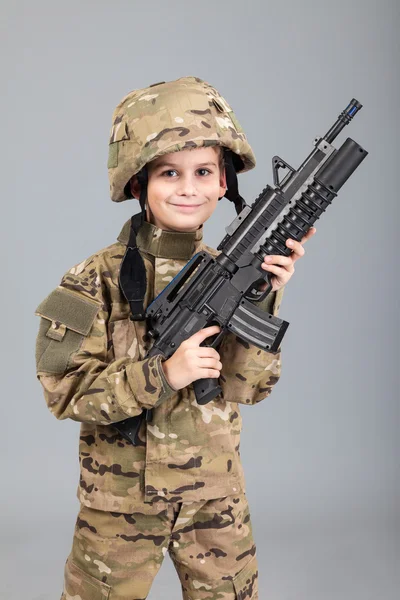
{"left": 118, "top": 167, "right": 149, "bottom": 321}
{"left": 136, "top": 167, "right": 148, "bottom": 223}
{"left": 222, "top": 150, "right": 246, "bottom": 214}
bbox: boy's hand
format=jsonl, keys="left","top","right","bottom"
{"left": 161, "top": 325, "right": 222, "bottom": 391}
{"left": 260, "top": 227, "right": 317, "bottom": 292}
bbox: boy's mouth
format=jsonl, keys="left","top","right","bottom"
{"left": 170, "top": 203, "right": 203, "bottom": 211}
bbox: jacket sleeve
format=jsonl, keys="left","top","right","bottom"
{"left": 218, "top": 286, "right": 285, "bottom": 406}
{"left": 35, "top": 264, "right": 176, "bottom": 425}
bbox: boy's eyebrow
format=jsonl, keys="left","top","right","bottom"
{"left": 152, "top": 160, "right": 218, "bottom": 170}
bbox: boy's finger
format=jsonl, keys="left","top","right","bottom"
{"left": 285, "top": 239, "right": 305, "bottom": 258}
{"left": 263, "top": 255, "right": 294, "bottom": 266}
{"left": 301, "top": 227, "right": 317, "bottom": 243}
{"left": 190, "top": 325, "right": 221, "bottom": 344}
{"left": 197, "top": 347, "right": 221, "bottom": 360}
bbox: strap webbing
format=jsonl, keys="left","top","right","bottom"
{"left": 223, "top": 150, "right": 246, "bottom": 214}
{"left": 118, "top": 168, "right": 148, "bottom": 321}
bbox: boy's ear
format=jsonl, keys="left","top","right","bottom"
{"left": 129, "top": 176, "right": 141, "bottom": 199}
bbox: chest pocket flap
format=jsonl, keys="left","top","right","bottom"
{"left": 35, "top": 287, "right": 101, "bottom": 374}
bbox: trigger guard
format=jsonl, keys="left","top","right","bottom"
{"left": 244, "top": 271, "right": 273, "bottom": 302}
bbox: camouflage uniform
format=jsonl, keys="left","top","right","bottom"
{"left": 63, "top": 493, "right": 259, "bottom": 599}
{"left": 35, "top": 76, "right": 285, "bottom": 598}
{"left": 35, "top": 219, "right": 284, "bottom": 598}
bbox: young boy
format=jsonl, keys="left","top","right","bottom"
{"left": 35, "top": 76, "right": 314, "bottom": 599}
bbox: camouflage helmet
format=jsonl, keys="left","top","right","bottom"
{"left": 107, "top": 76, "right": 256, "bottom": 202}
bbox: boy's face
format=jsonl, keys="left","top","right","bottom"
{"left": 130, "top": 147, "right": 226, "bottom": 232}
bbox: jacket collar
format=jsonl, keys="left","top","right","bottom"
{"left": 117, "top": 218, "right": 204, "bottom": 259}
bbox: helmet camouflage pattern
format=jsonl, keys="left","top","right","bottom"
{"left": 108, "top": 76, "right": 256, "bottom": 202}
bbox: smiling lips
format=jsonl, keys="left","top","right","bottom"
{"left": 171, "top": 203, "right": 203, "bottom": 211}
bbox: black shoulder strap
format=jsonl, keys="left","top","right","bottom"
{"left": 118, "top": 168, "right": 148, "bottom": 321}
{"left": 118, "top": 213, "right": 147, "bottom": 320}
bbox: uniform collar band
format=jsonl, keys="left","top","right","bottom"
{"left": 117, "top": 218, "right": 203, "bottom": 259}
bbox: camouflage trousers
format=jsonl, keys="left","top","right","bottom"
{"left": 61, "top": 492, "right": 259, "bottom": 599}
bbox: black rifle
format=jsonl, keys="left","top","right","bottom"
{"left": 114, "top": 99, "right": 368, "bottom": 446}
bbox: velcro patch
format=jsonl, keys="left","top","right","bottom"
{"left": 35, "top": 287, "right": 102, "bottom": 374}
{"left": 35, "top": 287, "right": 101, "bottom": 335}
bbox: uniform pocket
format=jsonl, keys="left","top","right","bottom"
{"left": 62, "top": 557, "right": 111, "bottom": 599}
{"left": 35, "top": 287, "right": 101, "bottom": 374}
{"left": 233, "top": 554, "right": 259, "bottom": 599}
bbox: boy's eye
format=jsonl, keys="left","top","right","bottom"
{"left": 160, "top": 168, "right": 211, "bottom": 177}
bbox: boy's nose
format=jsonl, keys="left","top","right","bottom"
{"left": 176, "top": 175, "right": 197, "bottom": 196}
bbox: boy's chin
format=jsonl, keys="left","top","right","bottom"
{"left": 159, "top": 212, "right": 207, "bottom": 232}
{"left": 164, "top": 218, "right": 202, "bottom": 232}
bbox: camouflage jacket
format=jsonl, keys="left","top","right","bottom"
{"left": 35, "top": 219, "right": 284, "bottom": 511}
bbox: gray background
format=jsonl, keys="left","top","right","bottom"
{"left": 1, "top": 0, "right": 399, "bottom": 598}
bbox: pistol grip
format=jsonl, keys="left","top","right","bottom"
{"left": 193, "top": 377, "right": 222, "bottom": 405}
